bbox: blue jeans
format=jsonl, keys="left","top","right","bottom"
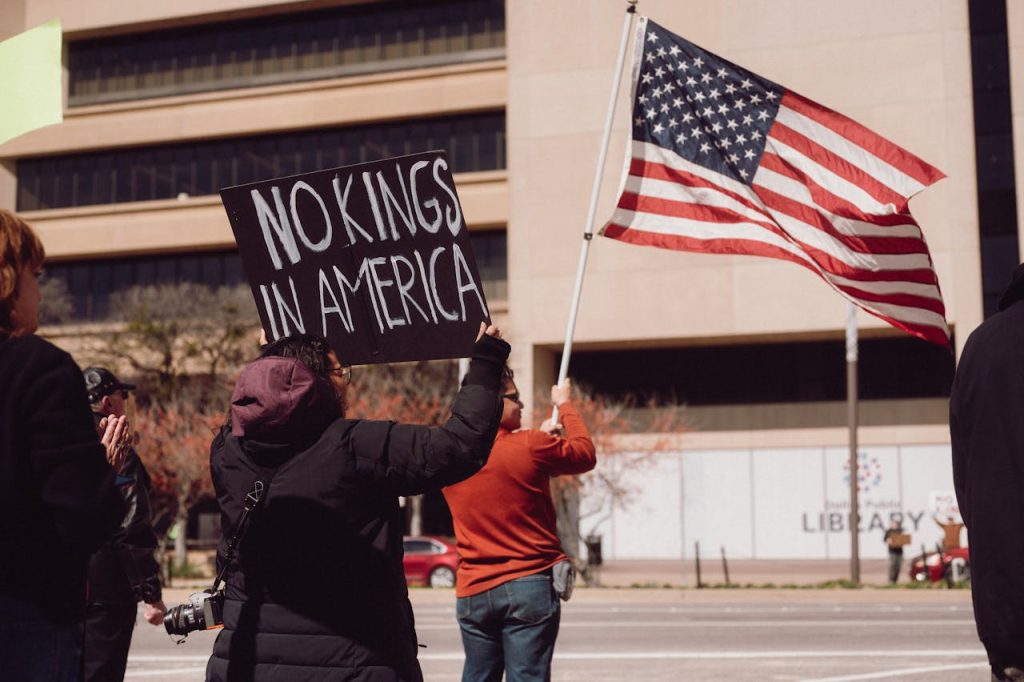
{"left": 0, "top": 597, "right": 82, "bottom": 682}
{"left": 456, "top": 571, "right": 561, "bottom": 682}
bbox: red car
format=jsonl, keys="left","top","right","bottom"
{"left": 402, "top": 536, "right": 459, "bottom": 588}
{"left": 909, "top": 547, "right": 970, "bottom": 584}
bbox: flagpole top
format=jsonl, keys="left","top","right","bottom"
{"left": 626, "top": 0, "right": 638, "bottom": 12}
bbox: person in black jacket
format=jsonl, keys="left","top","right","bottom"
{"left": 951, "top": 263, "right": 1024, "bottom": 681}
{"left": 206, "top": 327, "right": 509, "bottom": 682}
{"left": 82, "top": 366, "right": 167, "bottom": 682}
{"left": 0, "top": 209, "right": 127, "bottom": 681}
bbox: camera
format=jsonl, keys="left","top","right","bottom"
{"left": 163, "top": 589, "right": 225, "bottom": 637}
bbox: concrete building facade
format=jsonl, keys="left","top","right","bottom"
{"left": 1, "top": 0, "right": 1018, "bottom": 558}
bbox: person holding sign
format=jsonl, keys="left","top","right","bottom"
{"left": 206, "top": 325, "right": 508, "bottom": 682}
{"left": 883, "top": 519, "right": 907, "bottom": 584}
{"left": 933, "top": 515, "right": 965, "bottom": 550}
{"left": 443, "top": 373, "right": 596, "bottom": 682}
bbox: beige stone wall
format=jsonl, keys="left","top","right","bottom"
{"left": 505, "top": 0, "right": 979, "bottom": 426}
{"left": 23, "top": 171, "right": 507, "bottom": 260}
{"left": 0, "top": 62, "right": 506, "bottom": 157}
{"left": 21, "top": 0, "right": 374, "bottom": 38}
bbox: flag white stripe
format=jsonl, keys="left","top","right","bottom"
{"left": 827, "top": 273, "right": 944, "bottom": 302}
{"left": 835, "top": 294, "right": 949, "bottom": 332}
{"left": 753, "top": 167, "right": 937, "bottom": 271}
{"left": 753, "top": 166, "right": 926, "bottom": 239}
{"left": 609, "top": 206, "right": 817, "bottom": 267}
{"left": 765, "top": 202, "right": 938, "bottom": 272}
{"left": 761, "top": 137, "right": 897, "bottom": 215}
{"left": 623, "top": 174, "right": 775, "bottom": 226}
{"left": 775, "top": 105, "right": 927, "bottom": 198}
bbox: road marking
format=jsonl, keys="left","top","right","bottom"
{"left": 797, "top": 662, "right": 989, "bottom": 681}
{"left": 128, "top": 649, "right": 986, "bottom": 664}
{"left": 414, "top": 605, "right": 973, "bottom": 616}
{"left": 414, "top": 618, "right": 975, "bottom": 630}
{"left": 416, "top": 649, "right": 986, "bottom": 661}
{"left": 125, "top": 668, "right": 208, "bottom": 678}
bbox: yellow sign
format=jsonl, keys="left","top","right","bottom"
{"left": 0, "top": 19, "right": 63, "bottom": 146}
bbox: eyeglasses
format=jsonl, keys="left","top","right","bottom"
{"left": 328, "top": 365, "right": 352, "bottom": 385}
{"left": 501, "top": 391, "right": 521, "bottom": 404}
{"left": 119, "top": 390, "right": 130, "bottom": 400}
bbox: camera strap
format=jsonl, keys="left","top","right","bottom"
{"left": 210, "top": 479, "right": 267, "bottom": 594}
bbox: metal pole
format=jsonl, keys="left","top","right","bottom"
{"left": 846, "top": 301, "right": 860, "bottom": 584}
{"left": 720, "top": 546, "right": 731, "bottom": 587}
{"left": 695, "top": 541, "right": 703, "bottom": 588}
{"left": 552, "top": 1, "right": 639, "bottom": 423}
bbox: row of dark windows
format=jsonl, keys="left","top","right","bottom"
{"left": 17, "top": 112, "right": 505, "bottom": 211}
{"left": 565, "top": 336, "right": 955, "bottom": 406}
{"left": 69, "top": 0, "right": 506, "bottom": 106}
{"left": 968, "top": 0, "right": 1020, "bottom": 317}
{"left": 44, "top": 230, "right": 507, "bottom": 322}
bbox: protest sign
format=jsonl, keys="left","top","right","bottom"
{"left": 220, "top": 151, "right": 489, "bottom": 365}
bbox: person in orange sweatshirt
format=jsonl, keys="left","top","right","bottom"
{"left": 443, "top": 367, "right": 596, "bottom": 682}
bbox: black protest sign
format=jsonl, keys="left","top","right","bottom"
{"left": 220, "top": 151, "right": 489, "bottom": 365}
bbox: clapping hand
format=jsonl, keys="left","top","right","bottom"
{"left": 99, "top": 415, "right": 132, "bottom": 473}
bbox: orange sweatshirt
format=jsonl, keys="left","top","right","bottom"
{"left": 442, "top": 402, "right": 596, "bottom": 597}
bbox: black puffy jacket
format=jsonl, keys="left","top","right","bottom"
{"left": 205, "top": 335, "right": 508, "bottom": 682}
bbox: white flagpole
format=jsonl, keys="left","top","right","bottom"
{"left": 552, "top": 0, "right": 639, "bottom": 422}
{"left": 846, "top": 301, "right": 860, "bottom": 584}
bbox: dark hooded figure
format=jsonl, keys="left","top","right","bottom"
{"left": 951, "top": 263, "right": 1024, "bottom": 681}
{"left": 206, "top": 329, "right": 508, "bottom": 682}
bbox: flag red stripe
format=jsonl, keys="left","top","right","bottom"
{"left": 752, "top": 183, "right": 931, "bottom": 256}
{"left": 781, "top": 91, "right": 945, "bottom": 188}
{"left": 758, "top": 152, "right": 924, "bottom": 228}
{"left": 617, "top": 189, "right": 783, "bottom": 236}
{"left": 858, "top": 307, "right": 951, "bottom": 348}
{"left": 603, "top": 222, "right": 818, "bottom": 271}
{"left": 832, "top": 282, "right": 946, "bottom": 316}
{"left": 768, "top": 120, "right": 909, "bottom": 208}
{"left": 627, "top": 158, "right": 769, "bottom": 219}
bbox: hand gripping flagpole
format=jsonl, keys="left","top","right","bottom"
{"left": 552, "top": 0, "right": 639, "bottom": 423}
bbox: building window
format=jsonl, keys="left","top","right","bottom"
{"left": 45, "top": 251, "right": 245, "bottom": 321}
{"left": 45, "top": 232, "right": 506, "bottom": 322}
{"left": 563, "top": 337, "right": 955, "bottom": 406}
{"left": 68, "top": 0, "right": 506, "bottom": 106}
{"left": 469, "top": 229, "right": 506, "bottom": 302}
{"left": 16, "top": 112, "right": 505, "bottom": 211}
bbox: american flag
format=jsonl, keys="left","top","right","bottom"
{"left": 601, "top": 17, "right": 949, "bottom": 347}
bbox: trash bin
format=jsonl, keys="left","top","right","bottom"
{"left": 584, "top": 534, "right": 603, "bottom": 566}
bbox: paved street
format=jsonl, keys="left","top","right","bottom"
{"left": 128, "top": 588, "right": 984, "bottom": 681}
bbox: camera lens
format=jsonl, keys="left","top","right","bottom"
{"left": 163, "top": 601, "right": 205, "bottom": 636}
